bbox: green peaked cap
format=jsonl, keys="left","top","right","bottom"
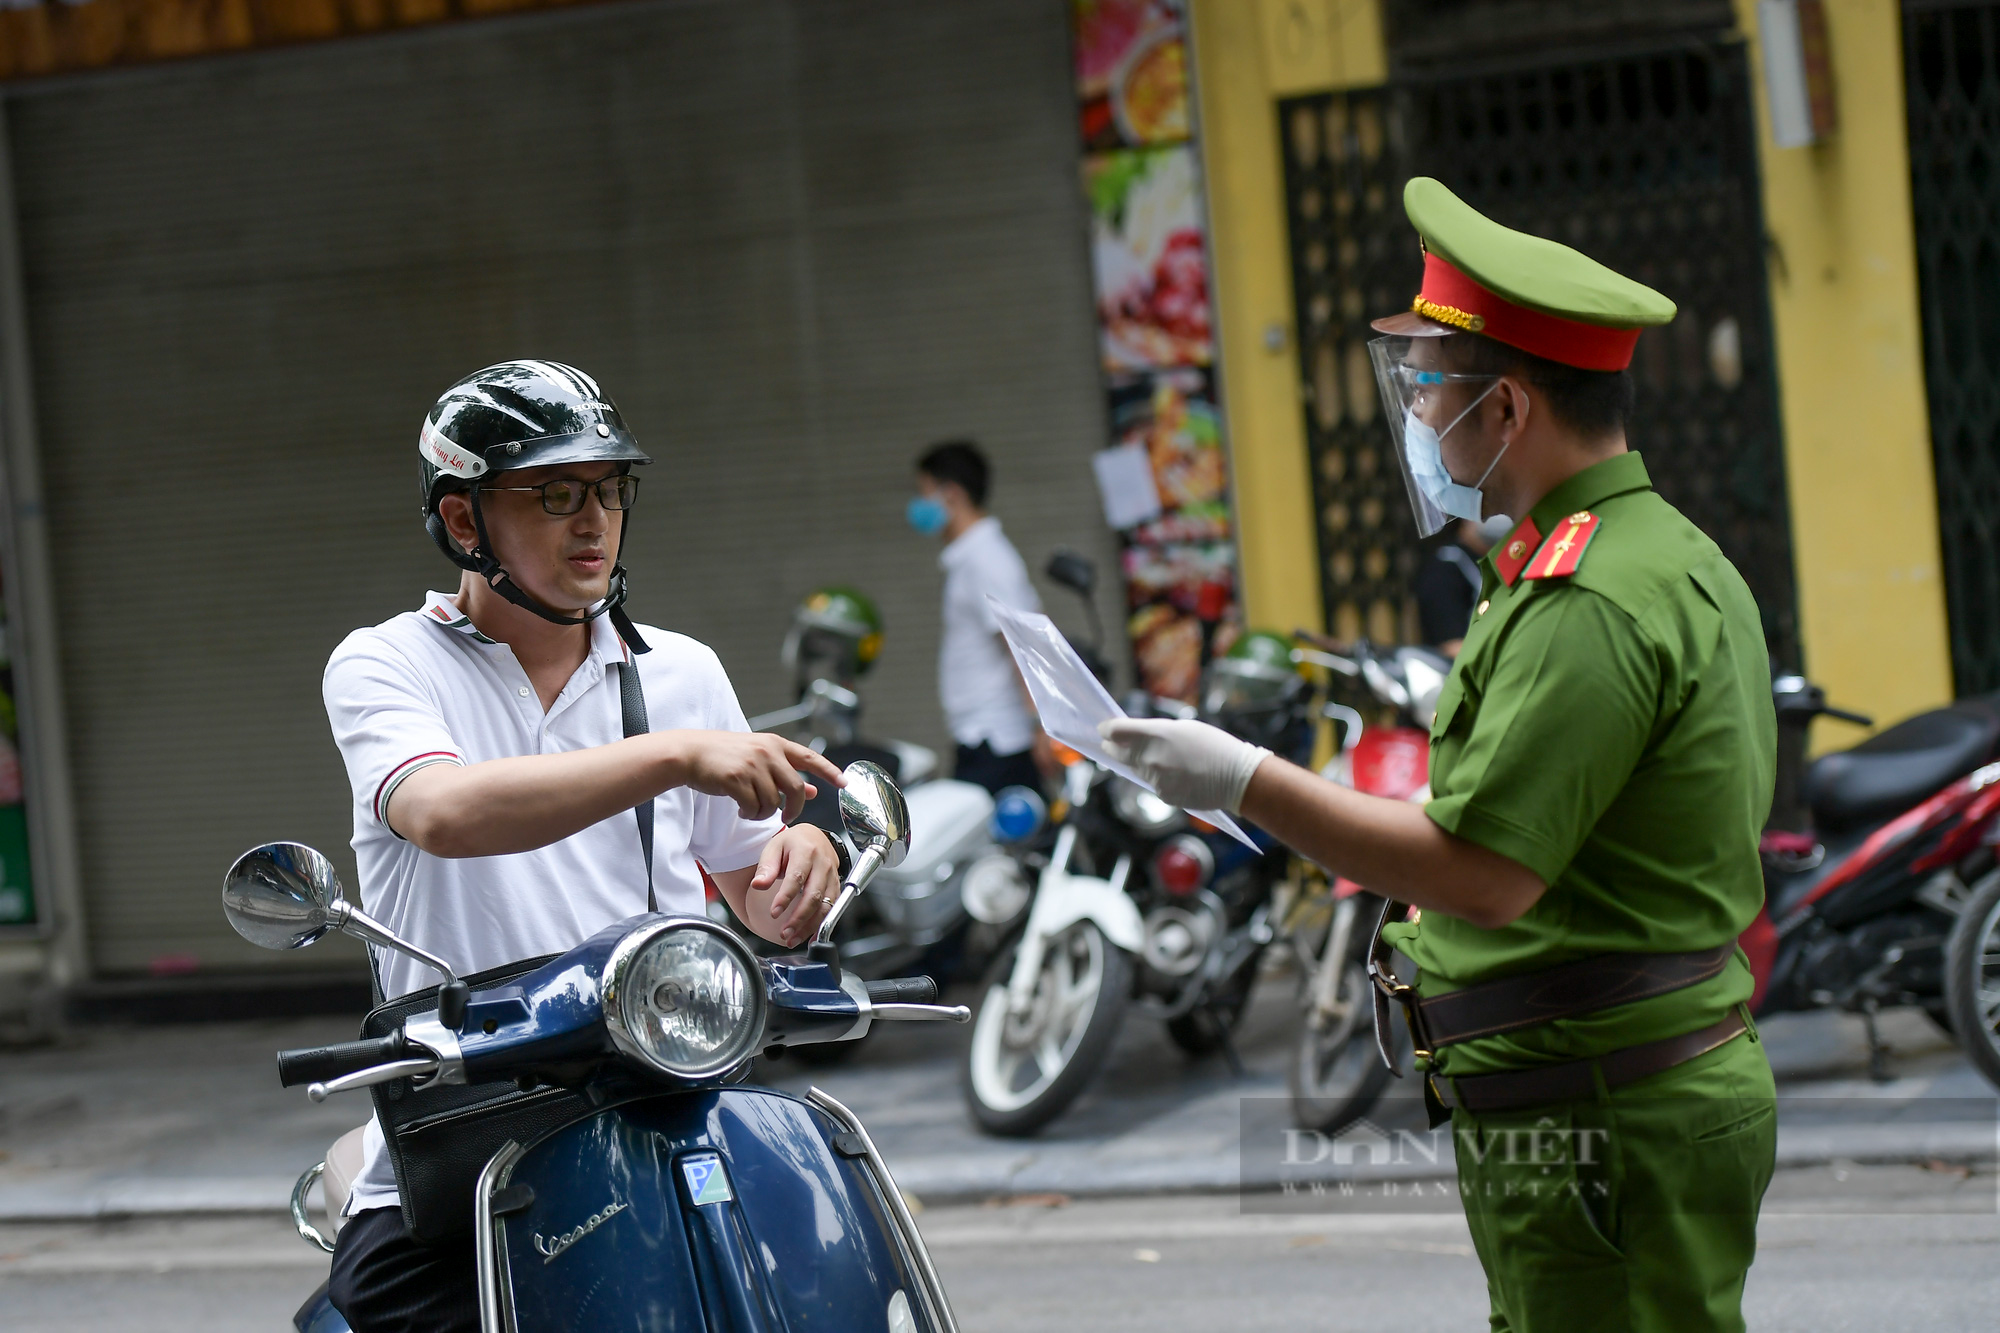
{"left": 1405, "top": 177, "right": 1676, "bottom": 328}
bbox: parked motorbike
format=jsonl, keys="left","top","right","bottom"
{"left": 1265, "top": 634, "right": 2000, "bottom": 1103}
{"left": 230, "top": 762, "right": 969, "bottom": 1333}
{"left": 747, "top": 589, "right": 994, "bottom": 986}
{"left": 957, "top": 635, "right": 1310, "bottom": 1137}
{"left": 1279, "top": 631, "right": 1447, "bottom": 1133}
{"left": 1746, "top": 675, "right": 2000, "bottom": 1086}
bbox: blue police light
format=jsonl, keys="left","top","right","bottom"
{"left": 989, "top": 786, "right": 1047, "bottom": 845}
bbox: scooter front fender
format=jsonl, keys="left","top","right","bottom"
{"left": 1005, "top": 868, "right": 1143, "bottom": 1013}
{"left": 479, "top": 1085, "right": 955, "bottom": 1332}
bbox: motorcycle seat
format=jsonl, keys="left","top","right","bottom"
{"left": 1807, "top": 696, "right": 2000, "bottom": 832}
{"left": 322, "top": 1124, "right": 367, "bottom": 1236}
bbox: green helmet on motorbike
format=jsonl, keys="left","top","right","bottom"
{"left": 782, "top": 587, "right": 884, "bottom": 686}
{"left": 1201, "top": 630, "right": 1311, "bottom": 754}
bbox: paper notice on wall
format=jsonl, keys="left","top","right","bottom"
{"left": 988, "top": 596, "right": 1256, "bottom": 849}
{"left": 1091, "top": 442, "right": 1164, "bottom": 530}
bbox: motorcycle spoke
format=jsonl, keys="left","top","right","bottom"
{"left": 993, "top": 1046, "right": 1030, "bottom": 1093}
{"left": 1057, "top": 964, "right": 1100, "bottom": 1021}
{"left": 1035, "top": 1032, "right": 1067, "bottom": 1074}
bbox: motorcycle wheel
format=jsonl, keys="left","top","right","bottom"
{"left": 1165, "top": 955, "right": 1258, "bottom": 1057}
{"left": 963, "top": 921, "right": 1131, "bottom": 1137}
{"left": 1945, "top": 868, "right": 2000, "bottom": 1089}
{"left": 1286, "top": 956, "right": 1399, "bottom": 1134}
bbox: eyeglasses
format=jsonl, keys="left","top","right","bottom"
{"left": 480, "top": 473, "right": 639, "bottom": 515}
{"left": 1393, "top": 366, "right": 1501, "bottom": 413}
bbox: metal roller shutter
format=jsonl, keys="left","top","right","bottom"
{"left": 6, "top": 0, "right": 1121, "bottom": 976}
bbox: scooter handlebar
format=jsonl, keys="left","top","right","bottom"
{"left": 276, "top": 1033, "right": 407, "bottom": 1088}
{"left": 865, "top": 976, "right": 939, "bottom": 1006}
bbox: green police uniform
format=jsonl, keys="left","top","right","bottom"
{"left": 1370, "top": 181, "right": 1779, "bottom": 1332}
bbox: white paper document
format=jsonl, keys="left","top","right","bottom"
{"left": 1091, "top": 442, "right": 1164, "bottom": 530}
{"left": 988, "top": 597, "right": 1257, "bottom": 850}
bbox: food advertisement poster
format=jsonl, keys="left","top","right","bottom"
{"left": 1088, "top": 146, "right": 1213, "bottom": 373}
{"left": 1071, "top": 0, "right": 1239, "bottom": 700}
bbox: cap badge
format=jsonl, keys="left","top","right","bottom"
{"left": 506, "top": 442, "right": 523, "bottom": 456}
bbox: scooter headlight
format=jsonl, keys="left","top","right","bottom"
{"left": 604, "top": 919, "right": 766, "bottom": 1079}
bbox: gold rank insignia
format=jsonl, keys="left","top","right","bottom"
{"left": 1524, "top": 511, "right": 1601, "bottom": 580}
{"left": 1491, "top": 516, "right": 1542, "bottom": 587}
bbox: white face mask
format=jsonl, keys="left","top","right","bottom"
{"left": 1402, "top": 380, "right": 1510, "bottom": 522}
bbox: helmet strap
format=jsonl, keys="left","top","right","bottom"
{"left": 437, "top": 484, "right": 652, "bottom": 654}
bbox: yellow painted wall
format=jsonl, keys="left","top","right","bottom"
{"left": 1737, "top": 0, "right": 1954, "bottom": 742}
{"left": 1198, "top": 0, "right": 1950, "bottom": 740}
{"left": 1191, "top": 0, "right": 1386, "bottom": 638}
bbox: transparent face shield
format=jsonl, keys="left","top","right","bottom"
{"left": 1367, "top": 336, "right": 1510, "bottom": 538}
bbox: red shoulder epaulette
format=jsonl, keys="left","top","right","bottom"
{"left": 1523, "top": 511, "right": 1601, "bottom": 580}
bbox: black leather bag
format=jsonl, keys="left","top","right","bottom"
{"left": 365, "top": 660, "right": 659, "bottom": 1242}
{"left": 362, "top": 955, "right": 594, "bottom": 1242}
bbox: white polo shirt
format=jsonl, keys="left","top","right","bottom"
{"left": 938, "top": 516, "right": 1043, "bottom": 756}
{"left": 322, "top": 590, "right": 781, "bottom": 1213}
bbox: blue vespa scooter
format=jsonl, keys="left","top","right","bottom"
{"left": 221, "top": 762, "right": 968, "bottom": 1333}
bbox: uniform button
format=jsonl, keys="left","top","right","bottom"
{"left": 517, "top": 686, "right": 531, "bottom": 698}
{"left": 1477, "top": 600, "right": 1490, "bottom": 615}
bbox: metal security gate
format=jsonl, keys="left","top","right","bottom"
{"left": 1905, "top": 0, "right": 2000, "bottom": 695}
{"left": 1278, "top": 92, "right": 1424, "bottom": 647}
{"left": 1280, "top": 33, "right": 1800, "bottom": 663}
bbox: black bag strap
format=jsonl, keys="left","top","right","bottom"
{"left": 617, "top": 659, "right": 656, "bottom": 913}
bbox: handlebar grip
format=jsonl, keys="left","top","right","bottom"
{"left": 865, "top": 976, "right": 939, "bottom": 1006}
{"left": 276, "top": 1033, "right": 406, "bottom": 1088}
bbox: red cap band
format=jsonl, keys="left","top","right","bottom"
{"left": 1414, "top": 254, "right": 1644, "bottom": 372}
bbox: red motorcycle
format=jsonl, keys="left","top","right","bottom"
{"left": 1283, "top": 634, "right": 1444, "bottom": 1131}
{"left": 1746, "top": 676, "right": 2000, "bottom": 1086}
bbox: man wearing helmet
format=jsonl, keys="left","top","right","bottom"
{"left": 322, "top": 361, "right": 845, "bottom": 1333}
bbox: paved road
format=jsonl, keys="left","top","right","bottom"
{"left": 1, "top": 1164, "right": 1992, "bottom": 1332}
{"left": 0, "top": 969, "right": 1993, "bottom": 1216}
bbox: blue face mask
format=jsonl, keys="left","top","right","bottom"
{"left": 1403, "top": 380, "right": 1508, "bottom": 524}
{"left": 906, "top": 496, "right": 949, "bottom": 536}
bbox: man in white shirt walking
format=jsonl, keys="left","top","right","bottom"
{"left": 908, "top": 440, "right": 1052, "bottom": 794}
{"left": 323, "top": 360, "right": 845, "bottom": 1333}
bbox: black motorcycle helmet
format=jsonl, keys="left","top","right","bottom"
{"left": 419, "top": 360, "right": 653, "bottom": 652}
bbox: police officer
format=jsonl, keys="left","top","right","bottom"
{"left": 1103, "top": 179, "right": 1776, "bottom": 1332}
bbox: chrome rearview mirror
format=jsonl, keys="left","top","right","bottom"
{"left": 813, "top": 761, "right": 913, "bottom": 964}
{"left": 222, "top": 842, "right": 470, "bottom": 1027}
{"left": 223, "top": 842, "right": 343, "bottom": 951}
{"left": 839, "top": 759, "right": 911, "bottom": 870}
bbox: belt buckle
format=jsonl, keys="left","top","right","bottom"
{"left": 1365, "top": 900, "right": 1435, "bottom": 1069}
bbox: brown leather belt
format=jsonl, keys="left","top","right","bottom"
{"left": 1366, "top": 899, "right": 1740, "bottom": 1067}
{"left": 1427, "top": 1011, "right": 1749, "bottom": 1114}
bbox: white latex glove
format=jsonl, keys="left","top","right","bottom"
{"left": 1098, "top": 718, "right": 1271, "bottom": 815}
